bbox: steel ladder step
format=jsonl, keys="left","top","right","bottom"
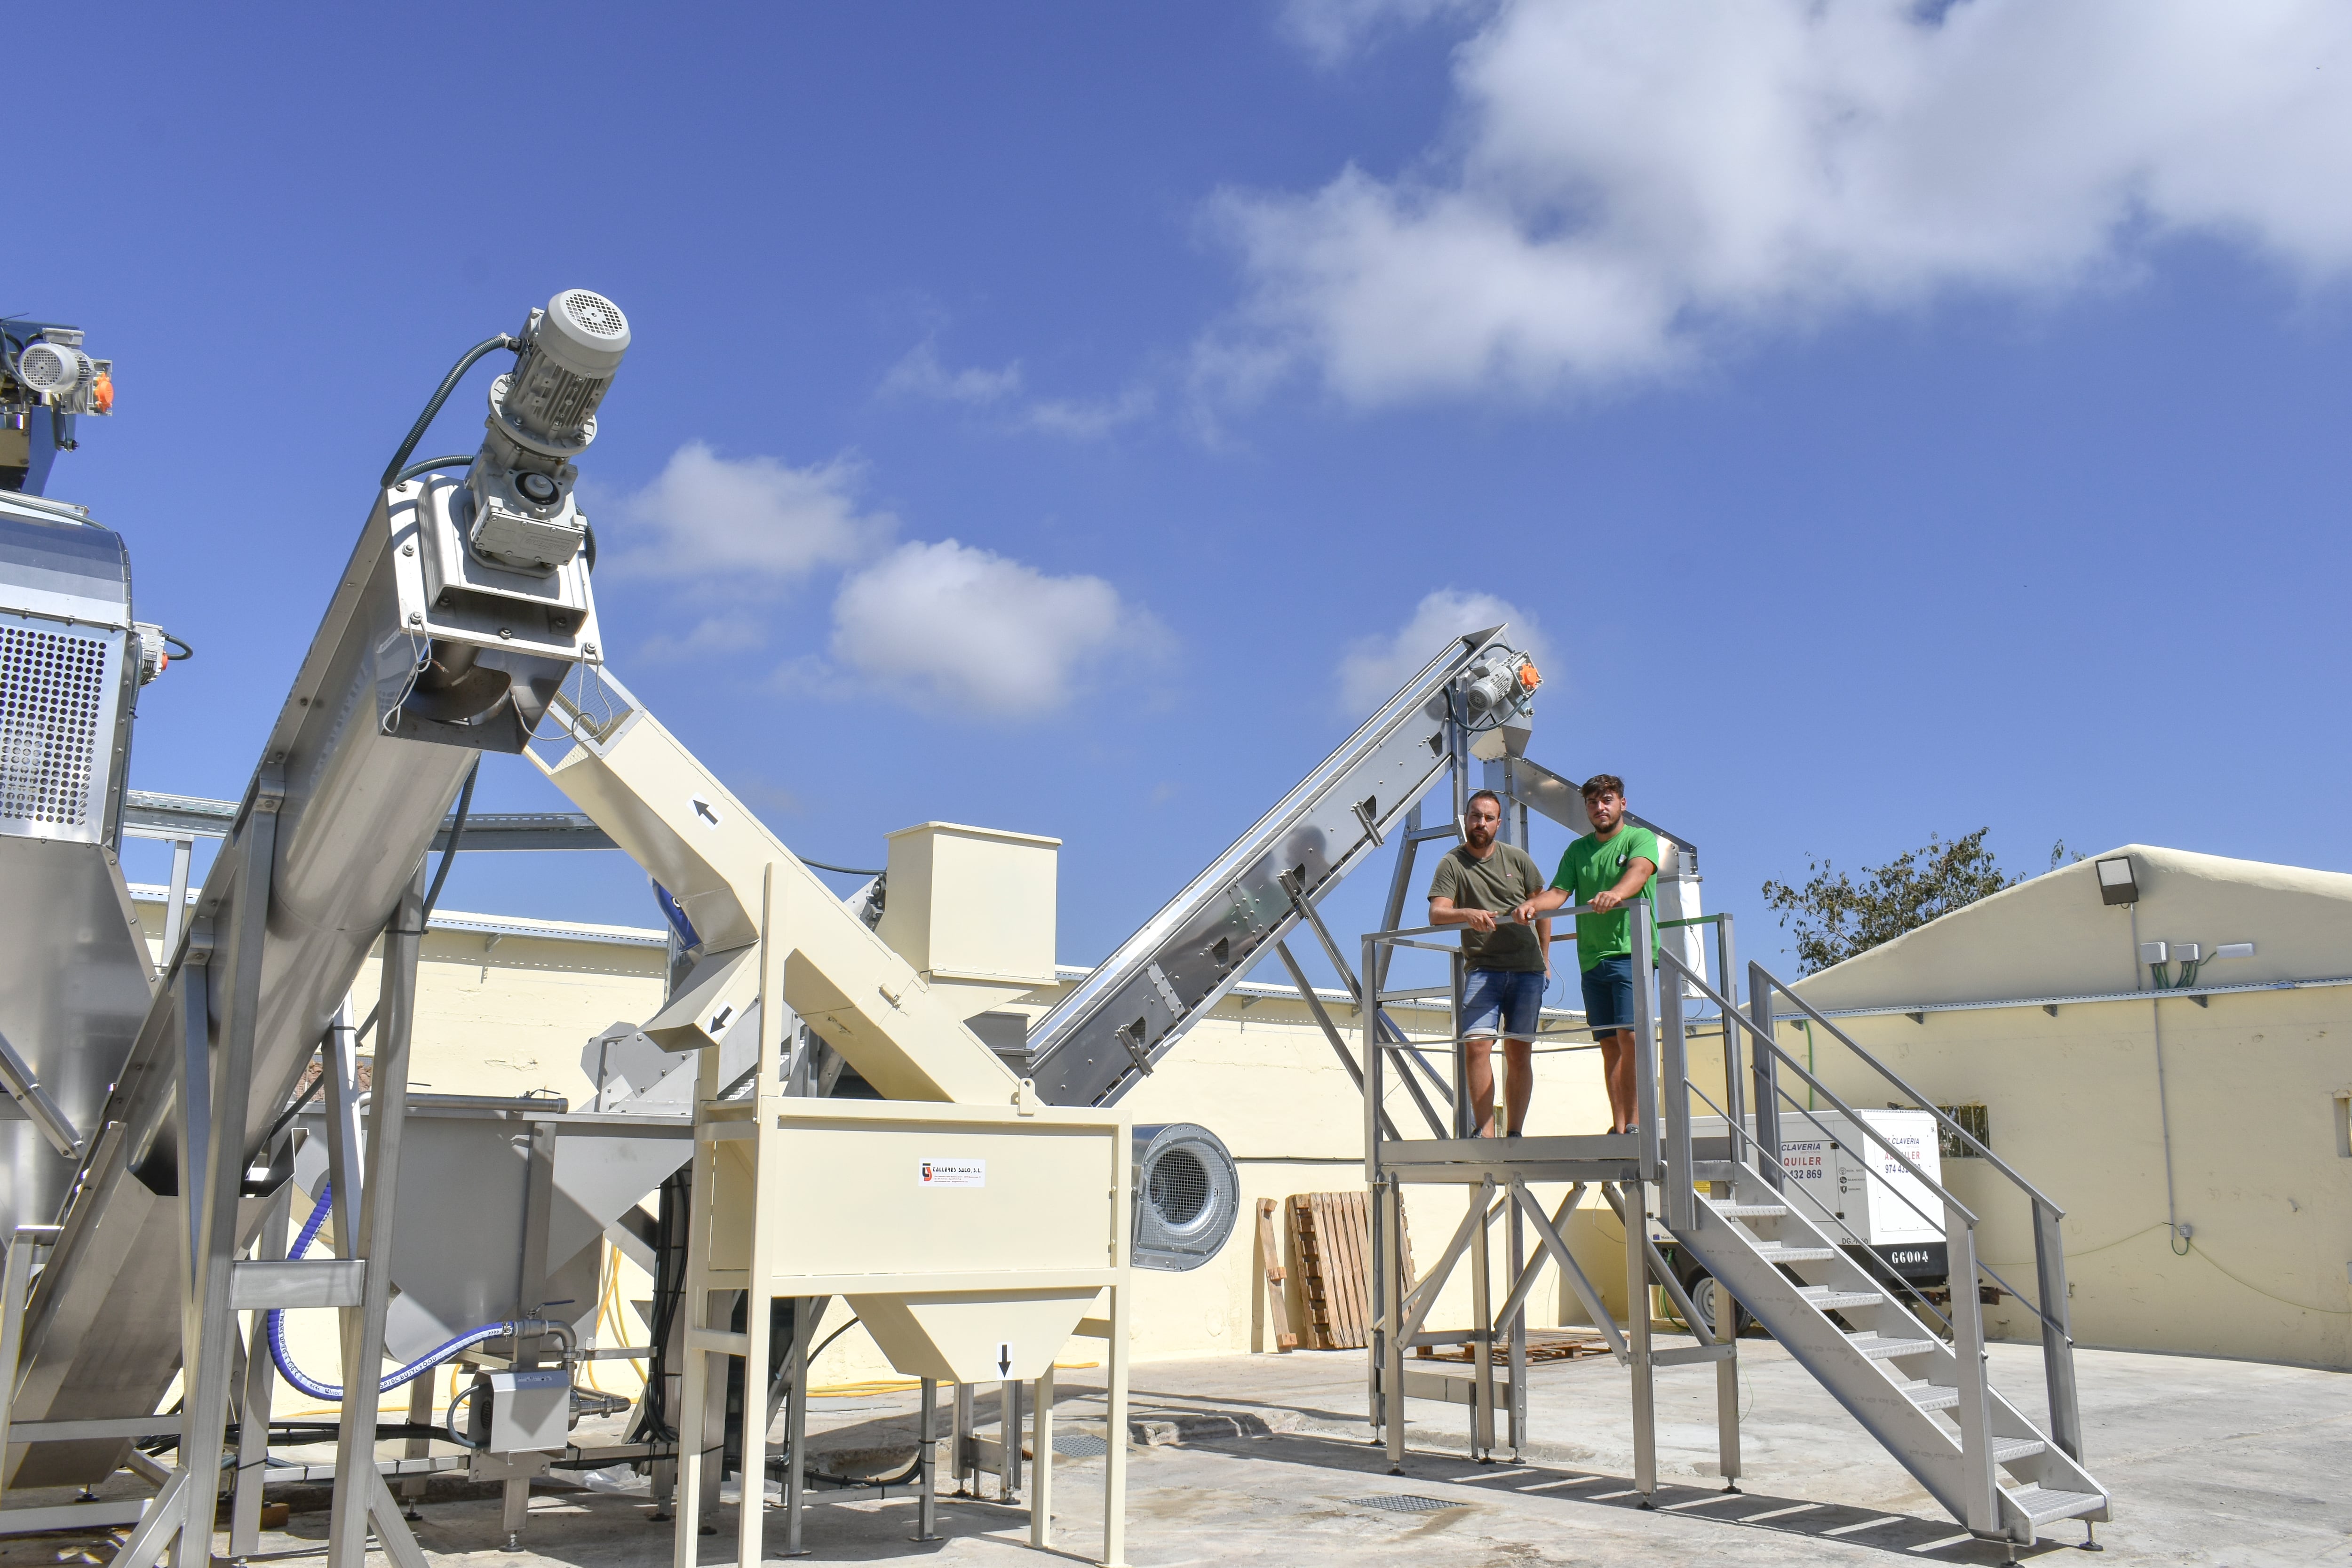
{"left": 1709, "top": 1203, "right": 1789, "bottom": 1218}
{"left": 1994, "top": 1438, "right": 2047, "bottom": 1465}
{"left": 1844, "top": 1333, "right": 1939, "bottom": 1361}
{"left": 2003, "top": 1486, "right": 2105, "bottom": 1527}
{"left": 1798, "top": 1287, "right": 1884, "bottom": 1311}
{"left": 1750, "top": 1242, "right": 1838, "bottom": 1264}
{"left": 1897, "top": 1380, "right": 1959, "bottom": 1412}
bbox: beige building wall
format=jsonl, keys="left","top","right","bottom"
{"left": 1788, "top": 845, "right": 2352, "bottom": 1370}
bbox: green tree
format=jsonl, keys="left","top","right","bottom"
{"left": 1761, "top": 828, "right": 2019, "bottom": 975}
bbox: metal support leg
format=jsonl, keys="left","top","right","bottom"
{"left": 501, "top": 1479, "right": 529, "bottom": 1553}
{"left": 1104, "top": 1281, "right": 1130, "bottom": 1568}
{"left": 330, "top": 864, "right": 430, "bottom": 1568}
{"left": 782, "top": 1298, "right": 811, "bottom": 1557}
{"left": 953, "top": 1382, "right": 975, "bottom": 1496}
{"left": 913, "top": 1377, "right": 939, "bottom": 1542}
{"left": 400, "top": 1372, "right": 433, "bottom": 1516}
{"left": 160, "top": 836, "right": 193, "bottom": 972}
{"left": 1624, "top": 1180, "right": 1657, "bottom": 1505}
{"left": 1506, "top": 1198, "right": 1526, "bottom": 1462}
{"left": 1028, "top": 1365, "right": 1054, "bottom": 1550}
{"left": 1470, "top": 1193, "right": 1494, "bottom": 1461}
{"left": 1714, "top": 1248, "right": 1742, "bottom": 1491}
{"left": 1381, "top": 1179, "right": 1407, "bottom": 1475}
{"left": 1000, "top": 1377, "right": 1023, "bottom": 1501}
{"left": 672, "top": 1036, "right": 724, "bottom": 1565}
{"left": 737, "top": 1290, "right": 773, "bottom": 1568}
{"left": 177, "top": 783, "right": 280, "bottom": 1568}
{"left": 232, "top": 1180, "right": 292, "bottom": 1555}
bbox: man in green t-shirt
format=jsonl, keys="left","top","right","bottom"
{"left": 1428, "top": 790, "right": 1553, "bottom": 1138}
{"left": 1513, "top": 774, "right": 1659, "bottom": 1136}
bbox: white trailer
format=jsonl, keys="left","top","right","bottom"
{"left": 1675, "top": 1110, "right": 1948, "bottom": 1327}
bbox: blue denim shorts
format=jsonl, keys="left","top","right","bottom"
{"left": 1461, "top": 967, "right": 1546, "bottom": 1040}
{"left": 1581, "top": 954, "right": 1637, "bottom": 1032}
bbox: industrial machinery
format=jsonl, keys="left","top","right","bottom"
{"left": 0, "top": 291, "right": 627, "bottom": 1568}
{"left": 528, "top": 667, "right": 1135, "bottom": 1565}
{"left": 1, "top": 320, "right": 112, "bottom": 495}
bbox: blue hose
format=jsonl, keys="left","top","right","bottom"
{"left": 265, "top": 1181, "right": 529, "bottom": 1402}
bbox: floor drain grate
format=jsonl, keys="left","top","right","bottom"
{"left": 1054, "top": 1434, "right": 1110, "bottom": 1457}
{"left": 1346, "top": 1494, "right": 1460, "bottom": 1514}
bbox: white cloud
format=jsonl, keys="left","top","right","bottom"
{"left": 605, "top": 441, "right": 893, "bottom": 580}
{"left": 880, "top": 341, "right": 1025, "bottom": 406}
{"left": 827, "top": 540, "right": 1167, "bottom": 718}
{"left": 1280, "top": 0, "right": 1485, "bottom": 65}
{"left": 1338, "top": 588, "right": 1550, "bottom": 714}
{"left": 882, "top": 340, "right": 1154, "bottom": 437}
{"left": 1220, "top": 0, "right": 2352, "bottom": 404}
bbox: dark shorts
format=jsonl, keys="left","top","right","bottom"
{"left": 1462, "top": 967, "right": 1545, "bottom": 1040}
{"left": 1581, "top": 954, "right": 1637, "bottom": 1033}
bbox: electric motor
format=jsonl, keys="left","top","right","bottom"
{"left": 490, "top": 289, "right": 631, "bottom": 457}
{"left": 16, "top": 341, "right": 91, "bottom": 400}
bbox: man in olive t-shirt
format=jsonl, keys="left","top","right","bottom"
{"left": 1514, "top": 774, "right": 1659, "bottom": 1136}
{"left": 1429, "top": 790, "right": 1553, "bottom": 1138}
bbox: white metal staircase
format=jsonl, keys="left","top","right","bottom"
{"left": 1676, "top": 1171, "right": 2106, "bottom": 1541}
{"left": 1657, "top": 954, "right": 2111, "bottom": 1546}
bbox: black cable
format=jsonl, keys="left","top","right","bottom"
{"left": 420, "top": 760, "right": 479, "bottom": 924}
{"left": 163, "top": 632, "right": 194, "bottom": 661}
{"left": 381, "top": 334, "right": 518, "bottom": 491}
{"left": 802, "top": 860, "right": 884, "bottom": 878}
{"left": 392, "top": 453, "right": 477, "bottom": 488}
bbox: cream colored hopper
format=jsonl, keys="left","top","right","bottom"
{"left": 531, "top": 675, "right": 1016, "bottom": 1104}
{"left": 707, "top": 1097, "right": 1123, "bottom": 1384}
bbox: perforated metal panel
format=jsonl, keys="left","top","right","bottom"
{"left": 0, "top": 624, "right": 111, "bottom": 830}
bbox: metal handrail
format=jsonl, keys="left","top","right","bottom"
{"left": 1676, "top": 1072, "right": 1957, "bottom": 1335}
{"left": 1666, "top": 954, "right": 2073, "bottom": 1340}
{"left": 1739, "top": 962, "right": 2088, "bottom": 1468}
{"left": 1658, "top": 951, "right": 1979, "bottom": 1226}
{"left": 1752, "top": 971, "right": 2064, "bottom": 1218}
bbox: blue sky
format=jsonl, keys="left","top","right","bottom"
{"left": 23, "top": 1, "right": 2352, "bottom": 993}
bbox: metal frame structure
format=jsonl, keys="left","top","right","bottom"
{"left": 666, "top": 866, "right": 1135, "bottom": 1568}
{"left": 1349, "top": 859, "right": 2111, "bottom": 1546}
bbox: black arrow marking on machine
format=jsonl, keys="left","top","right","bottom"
{"left": 708, "top": 1005, "right": 734, "bottom": 1033}
{"left": 691, "top": 795, "right": 720, "bottom": 827}
{"left": 997, "top": 1342, "right": 1012, "bottom": 1377}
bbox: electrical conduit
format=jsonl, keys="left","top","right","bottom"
{"left": 265, "top": 1180, "right": 530, "bottom": 1402}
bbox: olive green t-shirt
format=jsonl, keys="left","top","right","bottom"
{"left": 1550, "top": 824, "right": 1662, "bottom": 972}
{"left": 1428, "top": 843, "right": 1548, "bottom": 973}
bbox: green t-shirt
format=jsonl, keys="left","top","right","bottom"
{"left": 1551, "top": 825, "right": 1662, "bottom": 972}
{"left": 1428, "top": 843, "right": 1548, "bottom": 974}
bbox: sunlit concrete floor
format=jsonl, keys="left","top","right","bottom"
{"left": 2, "top": 1335, "right": 2343, "bottom": 1568}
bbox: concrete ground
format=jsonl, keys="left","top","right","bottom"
{"left": 2, "top": 1336, "right": 2343, "bottom": 1567}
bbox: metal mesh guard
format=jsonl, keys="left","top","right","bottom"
{"left": 1345, "top": 1494, "right": 1461, "bottom": 1514}
{"left": 0, "top": 624, "right": 106, "bottom": 827}
{"left": 1053, "top": 1433, "right": 1109, "bottom": 1458}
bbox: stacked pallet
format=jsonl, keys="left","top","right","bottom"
{"left": 1286, "top": 1192, "right": 1414, "bottom": 1351}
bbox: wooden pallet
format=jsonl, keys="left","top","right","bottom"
{"left": 1415, "top": 1330, "right": 1611, "bottom": 1366}
{"left": 1287, "top": 1192, "right": 1414, "bottom": 1352}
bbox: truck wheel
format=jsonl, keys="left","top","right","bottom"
{"left": 1685, "top": 1274, "right": 1751, "bottom": 1338}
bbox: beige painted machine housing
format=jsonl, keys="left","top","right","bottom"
{"left": 708, "top": 1097, "right": 1125, "bottom": 1383}
{"left": 878, "top": 821, "right": 1060, "bottom": 990}
{"left": 531, "top": 676, "right": 1015, "bottom": 1104}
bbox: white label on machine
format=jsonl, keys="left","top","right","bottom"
{"left": 919, "top": 1158, "right": 985, "bottom": 1188}
{"left": 690, "top": 794, "right": 722, "bottom": 829}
